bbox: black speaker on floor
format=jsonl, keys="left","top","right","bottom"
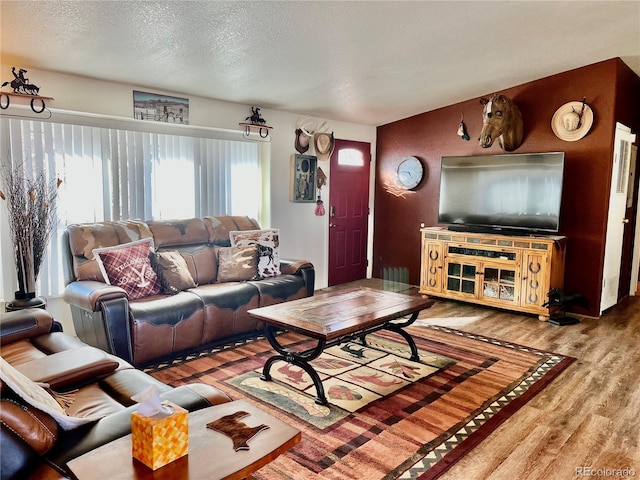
{"left": 543, "top": 288, "right": 588, "bottom": 327}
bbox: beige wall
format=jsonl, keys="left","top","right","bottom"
{"left": 0, "top": 64, "right": 377, "bottom": 333}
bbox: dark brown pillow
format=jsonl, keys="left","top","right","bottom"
{"left": 217, "top": 245, "right": 259, "bottom": 282}
{"left": 179, "top": 245, "right": 218, "bottom": 285}
{"left": 153, "top": 251, "right": 197, "bottom": 294}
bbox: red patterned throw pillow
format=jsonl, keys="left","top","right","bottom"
{"left": 93, "top": 238, "right": 161, "bottom": 299}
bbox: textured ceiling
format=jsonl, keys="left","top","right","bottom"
{"left": 1, "top": 1, "right": 639, "bottom": 126}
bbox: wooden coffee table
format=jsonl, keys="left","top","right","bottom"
{"left": 67, "top": 400, "right": 301, "bottom": 480}
{"left": 248, "top": 287, "right": 434, "bottom": 405}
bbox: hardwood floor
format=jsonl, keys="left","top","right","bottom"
{"left": 322, "top": 279, "right": 640, "bottom": 479}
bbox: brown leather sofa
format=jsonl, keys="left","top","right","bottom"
{"left": 62, "top": 216, "right": 315, "bottom": 366}
{"left": 0, "top": 308, "right": 232, "bottom": 480}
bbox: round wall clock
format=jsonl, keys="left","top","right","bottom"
{"left": 396, "top": 156, "right": 424, "bottom": 190}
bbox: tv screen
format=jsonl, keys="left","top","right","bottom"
{"left": 438, "top": 152, "right": 565, "bottom": 233}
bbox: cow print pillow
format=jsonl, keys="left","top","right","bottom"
{"left": 229, "top": 229, "right": 280, "bottom": 278}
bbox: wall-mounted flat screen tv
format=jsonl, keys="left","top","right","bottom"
{"left": 438, "top": 152, "right": 565, "bottom": 234}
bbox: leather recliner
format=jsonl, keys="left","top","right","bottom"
{"left": 0, "top": 308, "right": 231, "bottom": 480}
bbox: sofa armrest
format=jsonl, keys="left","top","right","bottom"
{"left": 0, "top": 309, "right": 56, "bottom": 346}
{"left": 280, "top": 259, "right": 315, "bottom": 297}
{"left": 1, "top": 426, "right": 43, "bottom": 480}
{"left": 280, "top": 259, "right": 313, "bottom": 275}
{"left": 0, "top": 400, "right": 58, "bottom": 455}
{"left": 66, "top": 295, "right": 134, "bottom": 365}
{"left": 63, "top": 281, "right": 127, "bottom": 312}
{"left": 64, "top": 281, "right": 134, "bottom": 364}
{"left": 0, "top": 399, "right": 59, "bottom": 480}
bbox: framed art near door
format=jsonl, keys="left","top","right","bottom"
{"left": 290, "top": 154, "right": 317, "bottom": 203}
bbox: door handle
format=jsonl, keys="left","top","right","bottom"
{"left": 329, "top": 223, "right": 336, "bottom": 228}
{"left": 623, "top": 218, "right": 630, "bottom": 224}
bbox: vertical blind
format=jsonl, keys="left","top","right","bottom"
{"left": 0, "top": 117, "right": 261, "bottom": 300}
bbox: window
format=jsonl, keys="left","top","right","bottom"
{"left": 0, "top": 117, "right": 261, "bottom": 299}
{"left": 338, "top": 148, "right": 364, "bottom": 166}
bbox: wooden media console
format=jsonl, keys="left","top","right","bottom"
{"left": 419, "top": 227, "right": 566, "bottom": 321}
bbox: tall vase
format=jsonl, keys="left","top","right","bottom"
{"left": 5, "top": 291, "right": 46, "bottom": 312}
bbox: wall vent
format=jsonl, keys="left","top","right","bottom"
{"left": 382, "top": 267, "right": 409, "bottom": 285}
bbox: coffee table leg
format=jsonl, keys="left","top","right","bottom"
{"left": 385, "top": 325, "right": 420, "bottom": 361}
{"left": 386, "top": 312, "right": 420, "bottom": 361}
{"left": 260, "top": 326, "right": 329, "bottom": 405}
{"left": 358, "top": 312, "right": 421, "bottom": 362}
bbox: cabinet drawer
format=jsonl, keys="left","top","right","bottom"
{"left": 446, "top": 244, "right": 519, "bottom": 264}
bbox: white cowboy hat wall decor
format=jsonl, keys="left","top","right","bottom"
{"left": 551, "top": 98, "right": 594, "bottom": 142}
{"left": 314, "top": 132, "right": 335, "bottom": 161}
{"left": 479, "top": 94, "right": 523, "bottom": 152}
{"left": 294, "top": 118, "right": 318, "bottom": 154}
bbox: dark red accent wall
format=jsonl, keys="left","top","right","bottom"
{"left": 374, "top": 58, "right": 640, "bottom": 317}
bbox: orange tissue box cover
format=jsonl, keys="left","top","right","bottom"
{"left": 131, "top": 402, "right": 189, "bottom": 470}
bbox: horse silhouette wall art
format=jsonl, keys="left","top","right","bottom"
{"left": 479, "top": 94, "right": 523, "bottom": 151}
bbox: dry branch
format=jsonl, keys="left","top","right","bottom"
{"left": 0, "top": 164, "right": 61, "bottom": 294}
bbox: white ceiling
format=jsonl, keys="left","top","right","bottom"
{"left": 2, "top": 1, "right": 639, "bottom": 127}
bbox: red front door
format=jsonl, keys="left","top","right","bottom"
{"left": 328, "top": 139, "right": 371, "bottom": 286}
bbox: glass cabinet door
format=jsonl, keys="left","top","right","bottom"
{"left": 446, "top": 261, "right": 478, "bottom": 296}
{"left": 482, "top": 267, "right": 517, "bottom": 303}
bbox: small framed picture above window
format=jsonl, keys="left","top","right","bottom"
{"left": 290, "top": 154, "right": 317, "bottom": 203}
{"left": 133, "top": 91, "right": 189, "bottom": 124}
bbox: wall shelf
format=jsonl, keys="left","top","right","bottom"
{"left": 1, "top": 90, "right": 54, "bottom": 114}
{"left": 239, "top": 122, "right": 272, "bottom": 138}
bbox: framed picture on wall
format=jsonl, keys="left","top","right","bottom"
{"left": 133, "top": 91, "right": 189, "bottom": 124}
{"left": 290, "top": 154, "right": 317, "bottom": 203}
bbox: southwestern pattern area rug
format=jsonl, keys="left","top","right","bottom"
{"left": 228, "top": 335, "right": 453, "bottom": 429}
{"left": 149, "top": 325, "right": 575, "bottom": 479}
